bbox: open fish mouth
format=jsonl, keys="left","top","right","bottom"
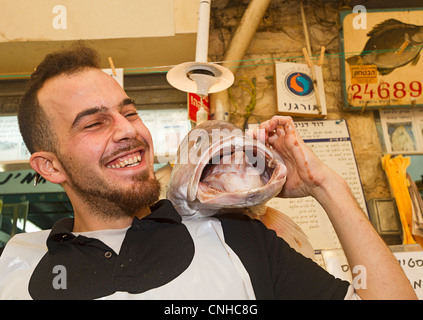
{"left": 186, "top": 135, "right": 287, "bottom": 207}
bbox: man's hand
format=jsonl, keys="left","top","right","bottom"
{"left": 249, "top": 115, "right": 417, "bottom": 299}
{"left": 249, "top": 115, "right": 335, "bottom": 199}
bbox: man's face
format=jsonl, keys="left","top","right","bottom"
{"left": 37, "top": 68, "right": 160, "bottom": 218}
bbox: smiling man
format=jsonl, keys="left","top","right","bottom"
{"left": 29, "top": 64, "right": 160, "bottom": 231}
{"left": 0, "top": 44, "right": 416, "bottom": 300}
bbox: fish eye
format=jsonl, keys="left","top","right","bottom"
{"left": 194, "top": 136, "right": 202, "bottom": 149}
{"left": 191, "top": 129, "right": 208, "bottom": 150}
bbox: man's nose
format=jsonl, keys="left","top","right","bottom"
{"left": 112, "top": 114, "right": 137, "bottom": 142}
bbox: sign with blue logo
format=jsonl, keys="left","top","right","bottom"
{"left": 285, "top": 72, "right": 314, "bottom": 97}
{"left": 275, "top": 62, "right": 327, "bottom": 117}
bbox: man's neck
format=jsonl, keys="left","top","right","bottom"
{"left": 71, "top": 204, "right": 151, "bottom": 232}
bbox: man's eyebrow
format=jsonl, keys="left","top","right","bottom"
{"left": 71, "top": 106, "right": 108, "bottom": 129}
{"left": 71, "top": 98, "right": 136, "bottom": 129}
{"left": 119, "top": 98, "right": 136, "bottom": 108}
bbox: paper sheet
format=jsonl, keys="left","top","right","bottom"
{"left": 393, "top": 250, "right": 423, "bottom": 299}
{"left": 379, "top": 109, "right": 423, "bottom": 154}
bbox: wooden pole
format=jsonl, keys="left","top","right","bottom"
{"left": 300, "top": 1, "right": 321, "bottom": 114}
{"left": 108, "top": 57, "right": 117, "bottom": 76}
{"left": 210, "top": 0, "right": 272, "bottom": 120}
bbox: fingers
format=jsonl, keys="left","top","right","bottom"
{"left": 267, "top": 130, "right": 281, "bottom": 145}
{"left": 244, "top": 129, "right": 255, "bottom": 138}
{"left": 247, "top": 122, "right": 268, "bottom": 145}
{"left": 265, "top": 116, "right": 294, "bottom": 133}
{"left": 262, "top": 116, "right": 293, "bottom": 146}
{"left": 248, "top": 116, "right": 297, "bottom": 147}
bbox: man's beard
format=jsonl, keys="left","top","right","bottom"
{"left": 57, "top": 148, "right": 161, "bottom": 221}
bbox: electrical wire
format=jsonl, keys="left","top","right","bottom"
{"left": 0, "top": 46, "right": 420, "bottom": 79}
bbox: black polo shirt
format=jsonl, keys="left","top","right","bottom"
{"left": 0, "top": 199, "right": 350, "bottom": 299}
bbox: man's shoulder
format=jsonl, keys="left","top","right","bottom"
{"left": 0, "top": 231, "right": 50, "bottom": 299}
{"left": 214, "top": 212, "right": 275, "bottom": 239}
{"left": 0, "top": 230, "right": 50, "bottom": 261}
{"left": 7, "top": 229, "right": 50, "bottom": 245}
{"left": 212, "top": 212, "right": 280, "bottom": 259}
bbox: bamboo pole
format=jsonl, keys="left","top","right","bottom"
{"left": 300, "top": 1, "right": 321, "bottom": 114}
{"left": 108, "top": 57, "right": 117, "bottom": 76}
{"left": 210, "top": 0, "right": 272, "bottom": 121}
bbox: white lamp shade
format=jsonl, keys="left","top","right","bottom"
{"left": 167, "top": 62, "right": 234, "bottom": 95}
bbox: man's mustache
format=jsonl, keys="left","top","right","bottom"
{"left": 100, "top": 139, "right": 150, "bottom": 166}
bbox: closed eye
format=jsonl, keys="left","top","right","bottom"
{"left": 123, "top": 110, "right": 141, "bottom": 122}
{"left": 84, "top": 121, "right": 103, "bottom": 129}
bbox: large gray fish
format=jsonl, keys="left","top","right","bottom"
{"left": 167, "top": 120, "right": 314, "bottom": 259}
{"left": 346, "top": 19, "right": 423, "bottom": 75}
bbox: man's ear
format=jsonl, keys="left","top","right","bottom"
{"left": 29, "top": 152, "right": 67, "bottom": 185}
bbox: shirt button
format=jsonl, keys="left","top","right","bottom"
{"left": 104, "top": 251, "right": 112, "bottom": 259}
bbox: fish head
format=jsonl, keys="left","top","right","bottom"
{"left": 410, "top": 25, "right": 423, "bottom": 43}
{"left": 167, "top": 120, "right": 287, "bottom": 217}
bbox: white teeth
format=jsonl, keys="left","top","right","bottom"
{"left": 107, "top": 153, "right": 142, "bottom": 168}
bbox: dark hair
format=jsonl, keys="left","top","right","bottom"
{"left": 18, "top": 42, "right": 101, "bottom": 154}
